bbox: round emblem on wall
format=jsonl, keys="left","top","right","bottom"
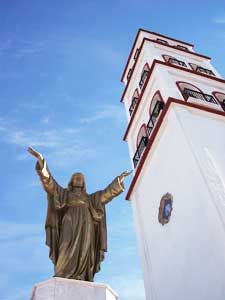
{"left": 158, "top": 193, "right": 173, "bottom": 225}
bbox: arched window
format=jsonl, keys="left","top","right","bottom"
{"left": 189, "top": 63, "right": 215, "bottom": 76}
{"left": 162, "top": 55, "right": 187, "bottom": 68}
{"left": 212, "top": 92, "right": 225, "bottom": 111}
{"left": 133, "top": 124, "right": 148, "bottom": 168}
{"left": 149, "top": 91, "right": 164, "bottom": 116}
{"left": 129, "top": 88, "right": 139, "bottom": 116}
{"left": 162, "top": 55, "right": 173, "bottom": 62}
{"left": 139, "top": 63, "right": 150, "bottom": 90}
{"left": 176, "top": 81, "right": 217, "bottom": 104}
{"left": 147, "top": 91, "right": 164, "bottom": 136}
{"left": 176, "top": 81, "right": 202, "bottom": 99}
{"left": 136, "top": 124, "right": 148, "bottom": 147}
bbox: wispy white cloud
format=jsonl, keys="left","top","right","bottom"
{"left": 3, "top": 128, "right": 60, "bottom": 148}
{"left": 40, "top": 115, "right": 51, "bottom": 124}
{"left": 0, "top": 101, "right": 124, "bottom": 167}
{"left": 0, "top": 34, "right": 123, "bottom": 69}
{"left": 80, "top": 104, "right": 124, "bottom": 125}
{"left": 0, "top": 103, "right": 124, "bottom": 148}
{"left": 0, "top": 117, "right": 98, "bottom": 167}
{"left": 50, "top": 145, "right": 95, "bottom": 167}
{"left": 0, "top": 37, "right": 45, "bottom": 64}
{"left": 213, "top": 16, "right": 225, "bottom": 24}
{"left": 0, "top": 116, "right": 80, "bottom": 148}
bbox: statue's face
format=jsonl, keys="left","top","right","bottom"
{"left": 71, "top": 174, "right": 84, "bottom": 188}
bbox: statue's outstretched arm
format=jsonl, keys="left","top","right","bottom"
{"left": 100, "top": 170, "right": 132, "bottom": 205}
{"left": 118, "top": 170, "right": 133, "bottom": 185}
{"left": 27, "top": 147, "right": 61, "bottom": 195}
{"left": 28, "top": 146, "right": 49, "bottom": 176}
{"left": 28, "top": 146, "right": 44, "bottom": 165}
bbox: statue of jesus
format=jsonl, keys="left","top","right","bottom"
{"left": 28, "top": 147, "right": 131, "bottom": 282}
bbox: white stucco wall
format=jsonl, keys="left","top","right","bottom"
{"left": 130, "top": 104, "right": 225, "bottom": 300}
{"left": 122, "top": 31, "right": 195, "bottom": 85}
{"left": 125, "top": 61, "right": 225, "bottom": 163}
{"left": 123, "top": 41, "right": 212, "bottom": 109}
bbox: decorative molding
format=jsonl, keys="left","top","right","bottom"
{"left": 121, "top": 29, "right": 195, "bottom": 82}
{"left": 121, "top": 36, "right": 209, "bottom": 84}
{"left": 122, "top": 59, "right": 225, "bottom": 141}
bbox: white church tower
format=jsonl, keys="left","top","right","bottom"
{"left": 121, "top": 29, "right": 225, "bottom": 300}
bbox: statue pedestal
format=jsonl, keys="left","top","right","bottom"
{"left": 31, "top": 277, "right": 118, "bottom": 300}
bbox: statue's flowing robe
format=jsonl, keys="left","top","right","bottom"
{"left": 36, "top": 161, "right": 124, "bottom": 281}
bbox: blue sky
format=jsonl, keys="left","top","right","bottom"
{"left": 0, "top": 1, "right": 225, "bottom": 299}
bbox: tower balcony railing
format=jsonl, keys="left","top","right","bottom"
{"left": 139, "top": 70, "right": 149, "bottom": 89}
{"left": 156, "top": 38, "right": 168, "bottom": 44}
{"left": 127, "top": 68, "right": 132, "bottom": 81}
{"left": 132, "top": 100, "right": 165, "bottom": 168}
{"left": 134, "top": 48, "right": 139, "bottom": 60}
{"left": 176, "top": 45, "right": 189, "bottom": 51}
{"left": 168, "top": 58, "right": 187, "bottom": 67}
{"left": 147, "top": 101, "right": 165, "bottom": 136}
{"left": 182, "top": 88, "right": 218, "bottom": 104}
{"left": 196, "top": 66, "right": 215, "bottom": 76}
{"left": 133, "top": 136, "right": 148, "bottom": 168}
{"left": 129, "top": 97, "right": 139, "bottom": 116}
{"left": 221, "top": 99, "right": 225, "bottom": 111}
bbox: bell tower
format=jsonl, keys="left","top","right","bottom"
{"left": 121, "top": 29, "right": 225, "bottom": 300}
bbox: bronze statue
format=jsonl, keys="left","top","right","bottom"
{"left": 28, "top": 147, "right": 131, "bottom": 282}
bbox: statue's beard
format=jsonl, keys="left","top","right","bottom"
{"left": 71, "top": 184, "right": 84, "bottom": 193}
{"left": 72, "top": 183, "right": 83, "bottom": 188}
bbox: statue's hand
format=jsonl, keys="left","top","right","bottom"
{"left": 27, "top": 147, "right": 43, "bottom": 161}
{"left": 119, "top": 170, "right": 133, "bottom": 182}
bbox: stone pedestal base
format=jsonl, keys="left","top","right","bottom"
{"left": 31, "top": 277, "right": 118, "bottom": 300}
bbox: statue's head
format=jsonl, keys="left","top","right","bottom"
{"left": 67, "top": 172, "right": 86, "bottom": 192}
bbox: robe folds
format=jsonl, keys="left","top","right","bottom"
{"left": 36, "top": 161, "right": 124, "bottom": 281}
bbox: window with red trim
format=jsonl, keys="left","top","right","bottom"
{"left": 129, "top": 89, "right": 139, "bottom": 116}
{"left": 136, "top": 125, "right": 148, "bottom": 147}
{"left": 212, "top": 92, "right": 225, "bottom": 111}
{"left": 127, "top": 68, "right": 132, "bottom": 81}
{"left": 189, "top": 63, "right": 215, "bottom": 76}
{"left": 162, "top": 55, "right": 187, "bottom": 68}
{"left": 147, "top": 92, "right": 164, "bottom": 136}
{"left": 139, "top": 63, "right": 150, "bottom": 90}
{"left": 133, "top": 125, "right": 148, "bottom": 168}
{"left": 162, "top": 55, "right": 173, "bottom": 62}
{"left": 176, "top": 81, "right": 217, "bottom": 105}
